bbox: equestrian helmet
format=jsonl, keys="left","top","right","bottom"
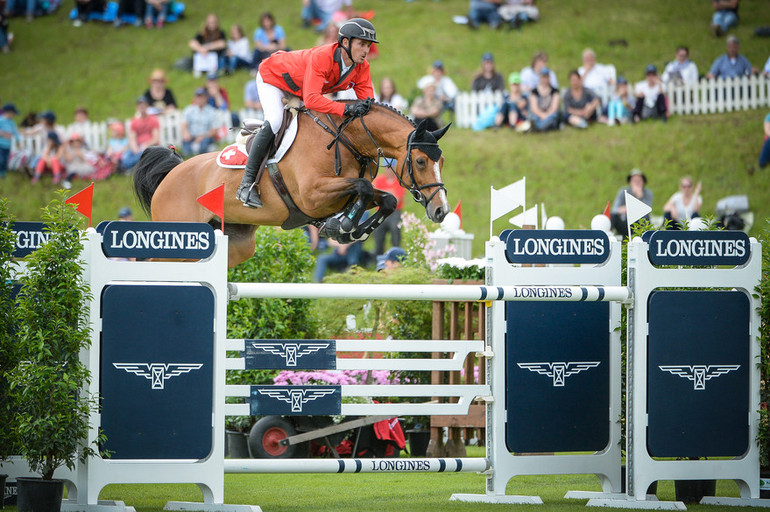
{"left": 337, "top": 18, "right": 378, "bottom": 45}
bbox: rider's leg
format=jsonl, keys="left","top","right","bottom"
{"left": 236, "top": 74, "right": 283, "bottom": 208}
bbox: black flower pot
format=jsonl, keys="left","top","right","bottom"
{"left": 3, "top": 479, "right": 16, "bottom": 507}
{"left": 16, "top": 477, "right": 64, "bottom": 512}
{"left": 226, "top": 430, "right": 250, "bottom": 458}
{"left": 760, "top": 471, "right": 770, "bottom": 499}
{"left": 0, "top": 475, "right": 5, "bottom": 510}
{"left": 407, "top": 430, "right": 431, "bottom": 457}
{"left": 674, "top": 479, "right": 716, "bottom": 504}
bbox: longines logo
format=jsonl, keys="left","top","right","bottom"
{"left": 251, "top": 341, "right": 331, "bottom": 367}
{"left": 658, "top": 364, "right": 740, "bottom": 390}
{"left": 113, "top": 362, "right": 203, "bottom": 390}
{"left": 258, "top": 388, "right": 336, "bottom": 412}
{"left": 504, "top": 230, "right": 610, "bottom": 265}
{"left": 517, "top": 361, "right": 601, "bottom": 386}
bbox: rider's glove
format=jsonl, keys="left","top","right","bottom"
{"left": 344, "top": 100, "right": 371, "bottom": 118}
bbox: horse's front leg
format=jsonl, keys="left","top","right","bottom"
{"left": 318, "top": 178, "right": 375, "bottom": 238}
{"left": 322, "top": 189, "right": 396, "bottom": 244}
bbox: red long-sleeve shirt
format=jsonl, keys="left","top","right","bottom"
{"left": 258, "top": 43, "right": 374, "bottom": 117}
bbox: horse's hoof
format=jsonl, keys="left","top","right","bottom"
{"left": 319, "top": 218, "right": 341, "bottom": 238}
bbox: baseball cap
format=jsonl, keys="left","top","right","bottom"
{"left": 645, "top": 64, "right": 658, "bottom": 75}
{"left": 726, "top": 34, "right": 739, "bottom": 44}
{"left": 481, "top": 52, "right": 494, "bottom": 62}
{"left": 432, "top": 60, "right": 444, "bottom": 69}
{"left": 2, "top": 103, "right": 18, "bottom": 114}
{"left": 194, "top": 87, "right": 208, "bottom": 96}
{"left": 376, "top": 247, "right": 406, "bottom": 271}
{"left": 539, "top": 67, "right": 550, "bottom": 76}
{"left": 118, "top": 207, "right": 132, "bottom": 218}
{"left": 508, "top": 72, "right": 522, "bottom": 85}
{"left": 136, "top": 95, "right": 149, "bottom": 104}
{"left": 627, "top": 168, "right": 647, "bottom": 184}
{"left": 41, "top": 110, "right": 56, "bottom": 122}
{"left": 617, "top": 76, "right": 628, "bottom": 84}
{"left": 68, "top": 132, "right": 84, "bottom": 142}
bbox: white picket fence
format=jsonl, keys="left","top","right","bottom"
{"left": 454, "top": 75, "right": 770, "bottom": 128}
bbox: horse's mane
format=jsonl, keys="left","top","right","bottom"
{"left": 338, "top": 99, "right": 416, "bottom": 128}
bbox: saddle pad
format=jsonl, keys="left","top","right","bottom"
{"left": 217, "top": 114, "right": 299, "bottom": 169}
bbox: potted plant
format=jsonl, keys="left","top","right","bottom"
{"left": 756, "top": 222, "right": 770, "bottom": 497}
{"left": 8, "top": 194, "right": 103, "bottom": 512}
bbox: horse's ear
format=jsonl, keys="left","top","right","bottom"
{"left": 414, "top": 119, "right": 428, "bottom": 137}
{"left": 430, "top": 122, "right": 452, "bottom": 141}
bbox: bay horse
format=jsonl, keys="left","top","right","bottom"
{"left": 133, "top": 102, "right": 451, "bottom": 268}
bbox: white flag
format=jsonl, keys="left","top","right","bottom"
{"left": 490, "top": 177, "right": 525, "bottom": 222}
{"left": 624, "top": 191, "right": 652, "bottom": 235}
{"left": 540, "top": 203, "right": 548, "bottom": 229}
{"left": 509, "top": 205, "right": 538, "bottom": 228}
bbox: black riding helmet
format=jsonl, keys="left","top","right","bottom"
{"left": 337, "top": 18, "right": 378, "bottom": 60}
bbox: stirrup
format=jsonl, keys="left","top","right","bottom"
{"left": 237, "top": 182, "right": 263, "bottom": 208}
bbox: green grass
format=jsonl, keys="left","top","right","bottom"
{"left": 2, "top": 0, "right": 770, "bottom": 255}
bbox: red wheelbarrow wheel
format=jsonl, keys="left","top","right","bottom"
{"left": 249, "top": 416, "right": 308, "bottom": 458}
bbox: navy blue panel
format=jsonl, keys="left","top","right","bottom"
{"left": 647, "top": 231, "right": 750, "bottom": 266}
{"left": 101, "top": 285, "right": 214, "bottom": 459}
{"left": 7, "top": 222, "right": 48, "bottom": 257}
{"left": 101, "top": 221, "right": 215, "bottom": 260}
{"left": 506, "top": 301, "right": 610, "bottom": 453}
{"left": 647, "top": 291, "right": 749, "bottom": 458}
{"left": 250, "top": 386, "right": 341, "bottom": 415}
{"left": 499, "top": 229, "right": 514, "bottom": 244}
{"left": 505, "top": 230, "right": 610, "bottom": 265}
{"left": 245, "top": 339, "right": 337, "bottom": 370}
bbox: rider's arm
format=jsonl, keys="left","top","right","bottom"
{"left": 303, "top": 51, "right": 346, "bottom": 117}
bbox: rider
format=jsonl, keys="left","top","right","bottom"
{"left": 236, "top": 17, "right": 378, "bottom": 209}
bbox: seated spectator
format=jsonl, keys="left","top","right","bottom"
{"left": 764, "top": 56, "right": 770, "bottom": 78}
{"left": 253, "top": 12, "right": 288, "bottom": 70}
{"left": 633, "top": 65, "right": 667, "bottom": 123}
{"left": 578, "top": 48, "right": 616, "bottom": 105}
{"left": 313, "top": 237, "right": 364, "bottom": 282}
{"left": 377, "top": 77, "right": 408, "bottom": 113}
{"left": 498, "top": 0, "right": 539, "bottom": 30}
{"left": 181, "top": 87, "right": 220, "bottom": 156}
{"left": 520, "top": 51, "right": 557, "bottom": 93}
{"left": 494, "top": 72, "right": 530, "bottom": 131}
{"left": 301, "top": 0, "right": 353, "bottom": 32}
{"left": 0, "top": 103, "right": 20, "bottom": 179}
{"left": 410, "top": 79, "right": 443, "bottom": 132}
{"left": 376, "top": 246, "right": 406, "bottom": 272}
{"left": 563, "top": 69, "right": 600, "bottom": 129}
{"left": 106, "top": 121, "right": 129, "bottom": 173}
{"left": 205, "top": 74, "right": 230, "bottom": 111}
{"left": 663, "top": 176, "right": 702, "bottom": 229}
{"left": 60, "top": 132, "right": 95, "bottom": 189}
{"left": 759, "top": 111, "right": 770, "bottom": 169}
{"left": 114, "top": 0, "right": 145, "bottom": 27}
{"left": 706, "top": 35, "right": 754, "bottom": 79}
{"left": 31, "top": 111, "right": 64, "bottom": 185}
{"left": 606, "top": 76, "right": 635, "bottom": 126}
{"left": 471, "top": 52, "right": 505, "bottom": 93}
{"left": 69, "top": 106, "right": 91, "bottom": 135}
{"left": 372, "top": 160, "right": 406, "bottom": 256}
{"left": 710, "top": 0, "right": 739, "bottom": 37}
{"left": 468, "top": 0, "right": 502, "bottom": 30}
{"left": 4, "top": 0, "right": 36, "bottom": 22}
{"left": 528, "top": 67, "right": 560, "bottom": 132}
{"left": 611, "top": 168, "right": 653, "bottom": 236}
{"left": 661, "top": 46, "right": 699, "bottom": 86}
{"left": 0, "top": 10, "right": 11, "bottom": 53}
{"left": 121, "top": 96, "right": 160, "bottom": 171}
{"left": 417, "top": 60, "right": 458, "bottom": 113}
{"left": 141, "top": 68, "right": 177, "bottom": 114}
{"left": 73, "top": 0, "right": 105, "bottom": 27}
{"left": 243, "top": 77, "right": 263, "bottom": 118}
{"left": 226, "top": 24, "right": 252, "bottom": 75}
{"left": 189, "top": 13, "right": 227, "bottom": 78}
{"left": 144, "top": 0, "right": 169, "bottom": 28}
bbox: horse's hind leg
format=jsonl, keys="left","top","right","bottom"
{"left": 318, "top": 178, "right": 374, "bottom": 238}
{"left": 224, "top": 224, "right": 259, "bottom": 268}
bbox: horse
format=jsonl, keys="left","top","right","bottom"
{"left": 133, "top": 102, "right": 451, "bottom": 268}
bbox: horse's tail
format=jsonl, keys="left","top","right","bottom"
{"left": 132, "top": 145, "right": 184, "bottom": 217}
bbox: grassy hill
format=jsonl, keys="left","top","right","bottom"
{"left": 1, "top": 0, "right": 769, "bottom": 256}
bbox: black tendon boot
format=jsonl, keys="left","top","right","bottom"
{"left": 236, "top": 121, "right": 275, "bottom": 208}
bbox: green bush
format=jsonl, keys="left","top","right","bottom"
{"left": 0, "top": 200, "right": 19, "bottom": 463}
{"left": 756, "top": 220, "right": 770, "bottom": 467}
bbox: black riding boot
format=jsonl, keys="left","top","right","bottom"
{"left": 236, "top": 121, "right": 274, "bottom": 208}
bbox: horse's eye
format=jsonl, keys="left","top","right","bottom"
{"left": 416, "top": 158, "right": 426, "bottom": 167}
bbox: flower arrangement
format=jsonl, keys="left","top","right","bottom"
{"left": 399, "top": 212, "right": 455, "bottom": 271}
{"left": 273, "top": 369, "right": 398, "bottom": 387}
{"left": 435, "top": 257, "right": 485, "bottom": 281}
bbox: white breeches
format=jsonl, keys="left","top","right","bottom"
{"left": 256, "top": 72, "right": 285, "bottom": 135}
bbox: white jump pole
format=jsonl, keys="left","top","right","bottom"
{"left": 224, "top": 458, "right": 489, "bottom": 474}
{"left": 228, "top": 282, "right": 632, "bottom": 304}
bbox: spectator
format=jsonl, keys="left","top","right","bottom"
{"left": 73, "top": 0, "right": 105, "bottom": 27}
{"left": 498, "top": 0, "right": 539, "bottom": 30}
{"left": 563, "top": 69, "right": 600, "bottom": 129}
{"left": 760, "top": 111, "right": 770, "bottom": 169}
{"left": 471, "top": 52, "right": 504, "bottom": 93}
{"left": 121, "top": 96, "right": 159, "bottom": 172}
{"left": 468, "top": 0, "right": 502, "bottom": 30}
{"left": 578, "top": 48, "right": 616, "bottom": 107}
{"left": 706, "top": 35, "right": 754, "bottom": 79}
{"left": 0, "top": 103, "right": 20, "bottom": 179}
{"left": 377, "top": 77, "right": 408, "bottom": 113}
{"left": 0, "top": 10, "right": 10, "bottom": 53}
{"left": 60, "top": 133, "right": 95, "bottom": 189}
{"left": 31, "top": 111, "right": 64, "bottom": 185}
{"left": 410, "top": 79, "right": 443, "bottom": 132}
{"left": 69, "top": 106, "right": 91, "bottom": 135}
{"left": 710, "top": 0, "right": 739, "bottom": 37}
{"left": 189, "top": 13, "right": 227, "bottom": 78}
{"left": 106, "top": 121, "right": 129, "bottom": 174}
{"left": 141, "top": 68, "right": 177, "bottom": 115}
{"left": 302, "top": 0, "right": 352, "bottom": 32}
{"left": 376, "top": 246, "right": 406, "bottom": 272}
{"left": 371, "top": 161, "right": 406, "bottom": 256}
{"left": 633, "top": 64, "right": 667, "bottom": 123}
{"left": 144, "top": 0, "right": 169, "bottom": 28}
{"left": 606, "top": 76, "right": 635, "bottom": 126}
{"left": 764, "top": 56, "right": 770, "bottom": 78}
{"left": 226, "top": 24, "right": 252, "bottom": 75}
{"left": 205, "top": 74, "right": 230, "bottom": 111}
{"left": 520, "top": 51, "right": 557, "bottom": 93}
{"left": 118, "top": 206, "right": 133, "bottom": 220}
{"left": 114, "top": 0, "right": 145, "bottom": 27}
{"left": 253, "top": 12, "right": 288, "bottom": 71}
{"left": 181, "top": 87, "right": 219, "bottom": 156}
{"left": 663, "top": 176, "right": 702, "bottom": 229}
{"left": 313, "top": 237, "right": 364, "bottom": 282}
{"left": 610, "top": 168, "right": 653, "bottom": 236}
{"left": 4, "top": 0, "right": 35, "bottom": 22}
{"left": 661, "top": 46, "right": 699, "bottom": 86}
{"left": 494, "top": 72, "right": 530, "bottom": 131}
{"left": 416, "top": 60, "right": 458, "bottom": 113}
{"left": 243, "top": 77, "right": 263, "bottom": 117}
{"left": 528, "top": 67, "right": 560, "bottom": 132}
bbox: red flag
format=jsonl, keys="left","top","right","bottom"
{"left": 65, "top": 182, "right": 94, "bottom": 227}
{"left": 453, "top": 200, "right": 462, "bottom": 229}
{"left": 603, "top": 201, "right": 611, "bottom": 219}
{"left": 197, "top": 183, "right": 225, "bottom": 233}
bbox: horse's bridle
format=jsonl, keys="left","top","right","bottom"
{"left": 397, "top": 128, "right": 447, "bottom": 208}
